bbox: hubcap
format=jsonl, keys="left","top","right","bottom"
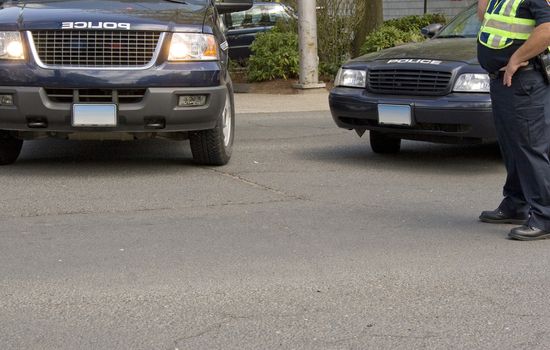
{"left": 222, "top": 92, "right": 232, "bottom": 147}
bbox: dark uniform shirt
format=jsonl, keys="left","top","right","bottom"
{"left": 477, "top": 0, "right": 550, "bottom": 73}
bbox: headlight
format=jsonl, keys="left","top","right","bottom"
{"left": 168, "top": 33, "right": 218, "bottom": 61}
{"left": 335, "top": 68, "right": 366, "bottom": 88}
{"left": 453, "top": 73, "right": 490, "bottom": 92}
{"left": 0, "top": 32, "right": 24, "bottom": 60}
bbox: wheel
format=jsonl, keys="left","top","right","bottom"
{"left": 369, "top": 130, "right": 401, "bottom": 154}
{"left": 0, "top": 132, "right": 23, "bottom": 165}
{"left": 189, "top": 85, "right": 234, "bottom": 166}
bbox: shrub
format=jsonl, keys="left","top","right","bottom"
{"left": 247, "top": 26, "right": 299, "bottom": 82}
{"left": 244, "top": 0, "right": 366, "bottom": 80}
{"left": 316, "top": 0, "right": 365, "bottom": 77}
{"left": 384, "top": 13, "right": 447, "bottom": 32}
{"left": 360, "top": 13, "right": 447, "bottom": 55}
{"left": 245, "top": 5, "right": 447, "bottom": 81}
{"left": 360, "top": 26, "right": 424, "bottom": 54}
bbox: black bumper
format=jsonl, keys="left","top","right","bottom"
{"left": 0, "top": 61, "right": 227, "bottom": 133}
{"left": 0, "top": 85, "right": 226, "bottom": 133}
{"left": 329, "top": 87, "right": 496, "bottom": 144}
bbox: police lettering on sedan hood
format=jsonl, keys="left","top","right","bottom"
{"left": 386, "top": 59, "right": 443, "bottom": 65}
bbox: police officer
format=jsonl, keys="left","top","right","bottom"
{"left": 477, "top": 0, "right": 550, "bottom": 240}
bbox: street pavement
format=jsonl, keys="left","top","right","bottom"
{"left": 1, "top": 91, "right": 550, "bottom": 350}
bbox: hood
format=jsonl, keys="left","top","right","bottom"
{"left": 0, "top": 0, "right": 209, "bottom": 32}
{"left": 354, "top": 38, "right": 478, "bottom": 65}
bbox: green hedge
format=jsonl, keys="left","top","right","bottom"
{"left": 245, "top": 13, "right": 448, "bottom": 81}
{"left": 247, "top": 26, "right": 299, "bottom": 82}
{"left": 384, "top": 13, "right": 447, "bottom": 32}
{"left": 360, "top": 13, "right": 447, "bottom": 55}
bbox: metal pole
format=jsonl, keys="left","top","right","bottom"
{"left": 424, "top": 0, "right": 428, "bottom": 14}
{"left": 293, "top": 0, "right": 325, "bottom": 90}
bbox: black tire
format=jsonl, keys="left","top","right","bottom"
{"left": 370, "top": 130, "right": 401, "bottom": 154}
{"left": 189, "top": 84, "right": 234, "bottom": 166}
{"left": 0, "top": 133, "right": 22, "bottom": 165}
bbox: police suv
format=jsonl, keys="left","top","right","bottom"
{"left": 0, "top": 0, "right": 252, "bottom": 165}
{"left": 330, "top": 5, "right": 493, "bottom": 153}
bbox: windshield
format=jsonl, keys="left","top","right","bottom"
{"left": 435, "top": 5, "right": 480, "bottom": 38}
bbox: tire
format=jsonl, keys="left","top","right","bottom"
{"left": 369, "top": 130, "right": 401, "bottom": 154}
{"left": 189, "top": 84, "right": 234, "bottom": 166}
{"left": 0, "top": 132, "right": 23, "bottom": 165}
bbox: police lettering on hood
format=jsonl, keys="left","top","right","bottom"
{"left": 386, "top": 59, "right": 442, "bottom": 65}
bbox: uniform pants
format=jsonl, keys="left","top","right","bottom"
{"left": 490, "top": 69, "right": 550, "bottom": 231}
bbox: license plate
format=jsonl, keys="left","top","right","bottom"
{"left": 72, "top": 104, "right": 117, "bottom": 127}
{"left": 377, "top": 104, "right": 412, "bottom": 126}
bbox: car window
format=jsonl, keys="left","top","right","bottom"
{"left": 435, "top": 6, "right": 480, "bottom": 38}
{"left": 226, "top": 4, "right": 291, "bottom": 29}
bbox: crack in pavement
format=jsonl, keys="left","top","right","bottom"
{"left": 172, "top": 310, "right": 313, "bottom": 349}
{"left": 0, "top": 206, "right": 175, "bottom": 220}
{"left": 371, "top": 332, "right": 440, "bottom": 340}
{"left": 204, "top": 168, "right": 309, "bottom": 202}
{"left": 173, "top": 322, "right": 224, "bottom": 349}
{"left": 0, "top": 198, "right": 299, "bottom": 221}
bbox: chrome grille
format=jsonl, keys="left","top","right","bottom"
{"left": 30, "top": 31, "right": 162, "bottom": 68}
{"left": 367, "top": 69, "right": 452, "bottom": 95}
{"left": 44, "top": 88, "right": 147, "bottom": 104}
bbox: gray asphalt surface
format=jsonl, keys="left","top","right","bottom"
{"left": 1, "top": 95, "right": 549, "bottom": 349}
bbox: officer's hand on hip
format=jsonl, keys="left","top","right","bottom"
{"left": 503, "top": 58, "right": 529, "bottom": 87}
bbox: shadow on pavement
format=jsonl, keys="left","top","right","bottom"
{"left": 297, "top": 141, "right": 502, "bottom": 175}
{"left": 10, "top": 139, "right": 196, "bottom": 174}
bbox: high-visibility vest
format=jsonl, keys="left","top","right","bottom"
{"left": 478, "top": 0, "right": 536, "bottom": 49}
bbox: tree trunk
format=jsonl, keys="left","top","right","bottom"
{"left": 352, "top": 0, "right": 383, "bottom": 57}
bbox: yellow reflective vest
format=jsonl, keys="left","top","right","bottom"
{"left": 478, "top": 0, "right": 536, "bottom": 49}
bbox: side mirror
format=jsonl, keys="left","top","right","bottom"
{"left": 216, "top": 0, "right": 253, "bottom": 14}
{"left": 421, "top": 23, "right": 444, "bottom": 38}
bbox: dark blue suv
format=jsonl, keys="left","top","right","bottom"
{"left": 0, "top": 0, "right": 252, "bottom": 165}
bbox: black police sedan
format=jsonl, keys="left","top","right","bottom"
{"left": 329, "top": 5, "right": 493, "bottom": 153}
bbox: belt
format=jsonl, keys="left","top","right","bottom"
{"left": 489, "top": 63, "right": 536, "bottom": 80}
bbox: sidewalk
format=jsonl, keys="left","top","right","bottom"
{"left": 234, "top": 91, "right": 330, "bottom": 114}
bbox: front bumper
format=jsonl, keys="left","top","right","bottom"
{"left": 0, "top": 85, "right": 227, "bottom": 133}
{"left": 329, "top": 87, "right": 495, "bottom": 144}
{"left": 0, "top": 59, "right": 228, "bottom": 133}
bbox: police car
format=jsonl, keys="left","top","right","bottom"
{"left": 0, "top": 0, "right": 253, "bottom": 165}
{"left": 329, "top": 5, "right": 494, "bottom": 153}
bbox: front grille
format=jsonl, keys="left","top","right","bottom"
{"left": 30, "top": 31, "right": 162, "bottom": 68}
{"left": 367, "top": 69, "right": 452, "bottom": 95}
{"left": 44, "top": 88, "right": 147, "bottom": 104}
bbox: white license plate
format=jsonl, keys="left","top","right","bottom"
{"left": 72, "top": 104, "right": 117, "bottom": 127}
{"left": 377, "top": 104, "right": 412, "bottom": 126}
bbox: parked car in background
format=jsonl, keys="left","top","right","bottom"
{"left": 224, "top": 1, "right": 295, "bottom": 61}
{"left": 329, "top": 4, "right": 493, "bottom": 154}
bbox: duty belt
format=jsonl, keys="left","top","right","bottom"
{"left": 488, "top": 63, "right": 536, "bottom": 79}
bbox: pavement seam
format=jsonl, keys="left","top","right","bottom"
{"left": 204, "top": 167, "right": 309, "bottom": 201}
{"left": 173, "top": 322, "right": 224, "bottom": 348}
{"left": 0, "top": 199, "right": 299, "bottom": 220}
{"left": 237, "top": 109, "right": 329, "bottom": 115}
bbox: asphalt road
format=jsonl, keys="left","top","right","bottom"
{"left": 1, "top": 99, "right": 549, "bottom": 350}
